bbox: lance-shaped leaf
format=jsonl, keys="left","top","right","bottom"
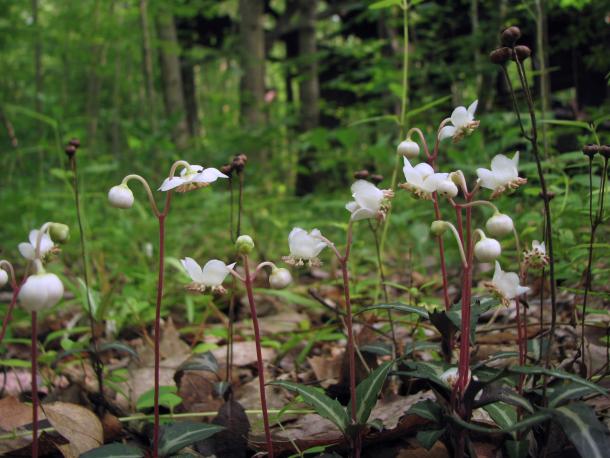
{"left": 483, "top": 402, "right": 517, "bottom": 429}
{"left": 174, "top": 351, "right": 219, "bottom": 385}
{"left": 158, "top": 422, "right": 224, "bottom": 456}
{"left": 357, "top": 303, "right": 429, "bottom": 319}
{"left": 270, "top": 381, "right": 349, "bottom": 433}
{"left": 347, "top": 361, "right": 393, "bottom": 424}
{"left": 407, "top": 400, "right": 442, "bottom": 423}
{"left": 548, "top": 383, "right": 598, "bottom": 408}
{"left": 450, "top": 410, "right": 551, "bottom": 435}
{"left": 510, "top": 366, "right": 607, "bottom": 395}
{"left": 504, "top": 439, "right": 529, "bottom": 458}
{"left": 80, "top": 443, "right": 144, "bottom": 458}
{"left": 416, "top": 429, "right": 445, "bottom": 450}
{"left": 474, "top": 386, "right": 534, "bottom": 414}
{"left": 551, "top": 403, "right": 610, "bottom": 458}
{"left": 98, "top": 342, "right": 138, "bottom": 359}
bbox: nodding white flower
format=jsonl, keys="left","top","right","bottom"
{"left": 283, "top": 228, "right": 328, "bottom": 266}
{"left": 181, "top": 257, "right": 235, "bottom": 293}
{"left": 108, "top": 184, "right": 135, "bottom": 209}
{"left": 440, "top": 367, "right": 471, "bottom": 389}
{"left": 486, "top": 213, "right": 514, "bottom": 237}
{"left": 474, "top": 237, "right": 502, "bottom": 262}
{"left": 397, "top": 139, "right": 420, "bottom": 159}
{"left": 345, "top": 180, "right": 393, "bottom": 221}
{"left": 400, "top": 158, "right": 450, "bottom": 200}
{"left": 18, "top": 230, "right": 55, "bottom": 261}
{"left": 18, "top": 272, "right": 64, "bottom": 312}
{"left": 476, "top": 152, "right": 527, "bottom": 198}
{"left": 437, "top": 179, "right": 458, "bottom": 198}
{"left": 269, "top": 268, "right": 292, "bottom": 289}
{"left": 438, "top": 100, "right": 480, "bottom": 143}
{"left": 159, "top": 165, "right": 228, "bottom": 193}
{"left": 0, "top": 268, "right": 8, "bottom": 288}
{"left": 485, "top": 261, "right": 530, "bottom": 306}
{"left": 524, "top": 240, "right": 549, "bottom": 268}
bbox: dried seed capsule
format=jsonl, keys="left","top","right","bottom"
{"left": 220, "top": 164, "right": 234, "bottom": 176}
{"left": 582, "top": 144, "right": 600, "bottom": 158}
{"left": 489, "top": 47, "right": 512, "bottom": 65}
{"left": 370, "top": 174, "right": 383, "bottom": 184}
{"left": 501, "top": 26, "right": 521, "bottom": 46}
{"left": 354, "top": 169, "right": 370, "bottom": 180}
{"left": 65, "top": 144, "right": 77, "bottom": 157}
{"left": 513, "top": 45, "right": 531, "bottom": 61}
{"left": 600, "top": 145, "right": 610, "bottom": 159}
{"left": 69, "top": 138, "right": 81, "bottom": 148}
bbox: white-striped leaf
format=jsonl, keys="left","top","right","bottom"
{"left": 552, "top": 403, "right": 610, "bottom": 458}
{"left": 359, "top": 303, "right": 429, "bottom": 319}
{"left": 548, "top": 383, "right": 597, "bottom": 408}
{"left": 511, "top": 366, "right": 607, "bottom": 396}
{"left": 407, "top": 400, "right": 442, "bottom": 423}
{"left": 416, "top": 428, "right": 445, "bottom": 450}
{"left": 483, "top": 402, "right": 517, "bottom": 429}
{"left": 271, "top": 381, "right": 349, "bottom": 433}
{"left": 81, "top": 443, "right": 144, "bottom": 458}
{"left": 450, "top": 410, "right": 551, "bottom": 434}
{"left": 158, "top": 422, "right": 224, "bottom": 456}
{"left": 349, "top": 361, "right": 393, "bottom": 424}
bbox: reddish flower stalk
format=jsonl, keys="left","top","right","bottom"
{"left": 31, "top": 311, "right": 39, "bottom": 458}
{"left": 0, "top": 288, "right": 19, "bottom": 346}
{"left": 241, "top": 255, "right": 274, "bottom": 458}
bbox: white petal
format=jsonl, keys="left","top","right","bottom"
{"left": 352, "top": 180, "right": 383, "bottom": 212}
{"left": 422, "top": 173, "right": 448, "bottom": 193}
{"left": 28, "top": 230, "right": 40, "bottom": 246}
{"left": 492, "top": 261, "right": 503, "bottom": 285}
{"left": 181, "top": 257, "right": 205, "bottom": 283}
{"left": 345, "top": 201, "right": 358, "bottom": 213}
{"left": 498, "top": 271, "right": 522, "bottom": 299}
{"left": 194, "top": 167, "right": 229, "bottom": 183}
{"left": 18, "top": 243, "right": 35, "bottom": 260}
{"left": 350, "top": 208, "right": 376, "bottom": 221}
{"left": 451, "top": 106, "right": 469, "bottom": 128}
{"left": 201, "top": 260, "right": 231, "bottom": 286}
{"left": 159, "top": 176, "right": 186, "bottom": 191}
{"left": 438, "top": 125, "right": 456, "bottom": 141}
{"left": 476, "top": 168, "right": 496, "bottom": 190}
{"left": 491, "top": 154, "right": 518, "bottom": 183}
{"left": 414, "top": 163, "right": 435, "bottom": 178}
{"left": 288, "top": 227, "right": 305, "bottom": 243}
{"left": 511, "top": 151, "right": 520, "bottom": 168}
{"left": 467, "top": 100, "right": 478, "bottom": 117}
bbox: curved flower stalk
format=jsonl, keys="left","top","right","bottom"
{"left": 476, "top": 152, "right": 527, "bottom": 198}
{"left": 108, "top": 159, "right": 226, "bottom": 458}
{"left": 438, "top": 100, "right": 479, "bottom": 143}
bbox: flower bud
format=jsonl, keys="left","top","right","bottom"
{"left": 108, "top": 184, "right": 134, "bottom": 209}
{"left": 354, "top": 169, "right": 370, "bottom": 180}
{"left": 18, "top": 273, "right": 64, "bottom": 312}
{"left": 501, "top": 26, "right": 521, "bottom": 46}
{"left": 49, "top": 223, "right": 70, "bottom": 244}
{"left": 437, "top": 180, "right": 458, "bottom": 198}
{"left": 0, "top": 269, "right": 8, "bottom": 288}
{"left": 397, "top": 140, "right": 420, "bottom": 159}
{"left": 235, "top": 235, "right": 255, "bottom": 255}
{"left": 485, "top": 213, "right": 514, "bottom": 237}
{"left": 489, "top": 47, "right": 512, "bottom": 65}
{"left": 513, "top": 45, "right": 531, "bottom": 61}
{"left": 474, "top": 237, "right": 502, "bottom": 262}
{"left": 430, "top": 220, "right": 449, "bottom": 236}
{"left": 269, "top": 267, "right": 292, "bottom": 289}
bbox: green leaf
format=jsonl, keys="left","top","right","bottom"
{"left": 80, "top": 443, "right": 144, "bottom": 458}
{"left": 510, "top": 366, "right": 607, "bottom": 395}
{"left": 99, "top": 342, "right": 138, "bottom": 359}
{"left": 136, "top": 386, "right": 182, "bottom": 411}
{"left": 176, "top": 352, "right": 218, "bottom": 375}
{"left": 357, "top": 303, "right": 429, "bottom": 319}
{"left": 504, "top": 439, "right": 530, "bottom": 458}
{"left": 416, "top": 429, "right": 444, "bottom": 450}
{"left": 552, "top": 403, "right": 610, "bottom": 458}
{"left": 270, "top": 381, "right": 349, "bottom": 433}
{"left": 541, "top": 119, "right": 591, "bottom": 130}
{"left": 360, "top": 342, "right": 393, "bottom": 356}
{"left": 368, "top": 0, "right": 402, "bottom": 10}
{"left": 395, "top": 361, "right": 448, "bottom": 387}
{"left": 450, "top": 411, "right": 552, "bottom": 434}
{"left": 0, "top": 358, "right": 31, "bottom": 368}
{"left": 348, "top": 361, "right": 393, "bottom": 424}
{"left": 158, "top": 422, "right": 224, "bottom": 456}
{"left": 548, "top": 383, "right": 598, "bottom": 408}
{"left": 475, "top": 387, "right": 534, "bottom": 414}
{"left": 407, "top": 400, "right": 442, "bottom": 423}
{"left": 483, "top": 402, "right": 517, "bottom": 429}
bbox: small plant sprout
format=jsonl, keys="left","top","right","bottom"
{"left": 108, "top": 159, "right": 226, "bottom": 458}
{"left": 476, "top": 152, "right": 527, "bottom": 198}
{"left": 485, "top": 261, "right": 530, "bottom": 307}
{"left": 283, "top": 227, "right": 328, "bottom": 266}
{"left": 181, "top": 258, "right": 235, "bottom": 294}
{"left": 396, "top": 138, "right": 420, "bottom": 158}
{"left": 438, "top": 99, "right": 479, "bottom": 143}
{"left": 485, "top": 212, "right": 514, "bottom": 237}
{"left": 345, "top": 180, "right": 393, "bottom": 221}
{"left": 473, "top": 229, "right": 502, "bottom": 262}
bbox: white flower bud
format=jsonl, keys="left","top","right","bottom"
{"left": 430, "top": 220, "right": 449, "bottom": 236}
{"left": 397, "top": 140, "right": 420, "bottom": 159}
{"left": 269, "top": 268, "right": 292, "bottom": 289}
{"left": 485, "top": 213, "right": 514, "bottom": 237}
{"left": 18, "top": 273, "right": 64, "bottom": 312}
{"left": 437, "top": 180, "right": 458, "bottom": 198}
{"left": 474, "top": 237, "right": 502, "bottom": 262}
{"left": 108, "top": 184, "right": 134, "bottom": 209}
{"left": 235, "top": 235, "right": 255, "bottom": 255}
{"left": 49, "top": 223, "right": 70, "bottom": 244}
{"left": 0, "top": 269, "right": 8, "bottom": 288}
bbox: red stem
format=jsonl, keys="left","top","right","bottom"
{"left": 457, "top": 203, "right": 473, "bottom": 396}
{"left": 152, "top": 214, "right": 165, "bottom": 458}
{"left": 0, "top": 287, "right": 19, "bottom": 346}
{"left": 31, "top": 311, "right": 39, "bottom": 458}
{"left": 242, "top": 256, "right": 274, "bottom": 458}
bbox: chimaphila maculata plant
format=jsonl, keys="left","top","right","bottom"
{"left": 108, "top": 160, "right": 227, "bottom": 458}
{"left": 1, "top": 222, "right": 69, "bottom": 458}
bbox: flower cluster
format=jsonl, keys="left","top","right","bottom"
{"left": 524, "top": 240, "right": 549, "bottom": 268}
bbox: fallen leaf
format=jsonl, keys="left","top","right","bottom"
{"left": 0, "top": 396, "right": 44, "bottom": 431}
{"left": 43, "top": 402, "right": 103, "bottom": 456}
{"left": 211, "top": 341, "right": 275, "bottom": 367}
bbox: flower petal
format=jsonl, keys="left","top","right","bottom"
{"left": 181, "top": 257, "right": 205, "bottom": 283}
{"left": 350, "top": 208, "right": 376, "bottom": 221}
{"left": 345, "top": 201, "right": 358, "bottom": 213}
{"left": 476, "top": 168, "right": 496, "bottom": 190}
{"left": 467, "top": 100, "right": 478, "bottom": 117}
{"left": 451, "top": 106, "right": 469, "bottom": 128}
{"left": 351, "top": 180, "right": 383, "bottom": 212}
{"left": 194, "top": 167, "right": 229, "bottom": 183}
{"left": 159, "top": 176, "right": 186, "bottom": 191}
{"left": 18, "top": 243, "right": 35, "bottom": 260}
{"left": 201, "top": 260, "right": 231, "bottom": 286}
{"left": 438, "top": 125, "right": 456, "bottom": 141}
{"left": 414, "top": 163, "right": 435, "bottom": 178}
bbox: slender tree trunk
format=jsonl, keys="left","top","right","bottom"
{"left": 238, "top": 0, "right": 266, "bottom": 127}
{"left": 32, "top": 0, "right": 42, "bottom": 114}
{"left": 156, "top": 10, "right": 190, "bottom": 151}
{"left": 139, "top": 0, "right": 157, "bottom": 133}
{"left": 295, "top": 0, "right": 319, "bottom": 195}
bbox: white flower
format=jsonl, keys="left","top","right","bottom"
{"left": 284, "top": 228, "right": 327, "bottom": 266}
{"left": 181, "top": 257, "right": 235, "bottom": 293}
{"left": 486, "top": 213, "right": 514, "bottom": 237}
{"left": 438, "top": 100, "right": 479, "bottom": 142}
{"left": 0, "top": 268, "right": 8, "bottom": 288}
{"left": 440, "top": 367, "right": 471, "bottom": 389}
{"left": 18, "top": 230, "right": 55, "bottom": 261}
{"left": 524, "top": 240, "right": 549, "bottom": 268}
{"left": 159, "top": 165, "right": 228, "bottom": 193}
{"left": 437, "top": 179, "right": 458, "bottom": 198}
{"left": 18, "top": 273, "right": 64, "bottom": 312}
{"left": 108, "top": 184, "right": 135, "bottom": 209}
{"left": 486, "top": 261, "right": 530, "bottom": 306}
{"left": 400, "top": 158, "right": 450, "bottom": 200}
{"left": 476, "top": 152, "right": 527, "bottom": 198}
{"left": 397, "top": 140, "right": 420, "bottom": 159}
{"left": 345, "top": 180, "right": 393, "bottom": 221}
{"left": 474, "top": 237, "right": 502, "bottom": 262}
{"left": 269, "top": 268, "right": 292, "bottom": 289}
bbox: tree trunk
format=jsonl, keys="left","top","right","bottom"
{"left": 295, "top": 0, "right": 319, "bottom": 196}
{"left": 238, "top": 0, "right": 266, "bottom": 127}
{"left": 139, "top": 0, "right": 157, "bottom": 132}
{"left": 156, "top": 11, "right": 190, "bottom": 151}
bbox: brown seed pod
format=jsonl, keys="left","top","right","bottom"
{"left": 501, "top": 26, "right": 521, "bottom": 46}
{"left": 232, "top": 158, "right": 246, "bottom": 173}
{"left": 236, "top": 153, "right": 248, "bottom": 163}
{"left": 69, "top": 138, "right": 81, "bottom": 148}
{"left": 370, "top": 174, "right": 384, "bottom": 184}
{"left": 65, "top": 144, "right": 77, "bottom": 157}
{"left": 354, "top": 169, "right": 370, "bottom": 180}
{"left": 582, "top": 144, "right": 600, "bottom": 158}
{"left": 599, "top": 145, "right": 610, "bottom": 159}
{"left": 489, "top": 47, "right": 512, "bottom": 65}
{"left": 512, "top": 45, "right": 531, "bottom": 61}
{"left": 220, "top": 164, "right": 234, "bottom": 176}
